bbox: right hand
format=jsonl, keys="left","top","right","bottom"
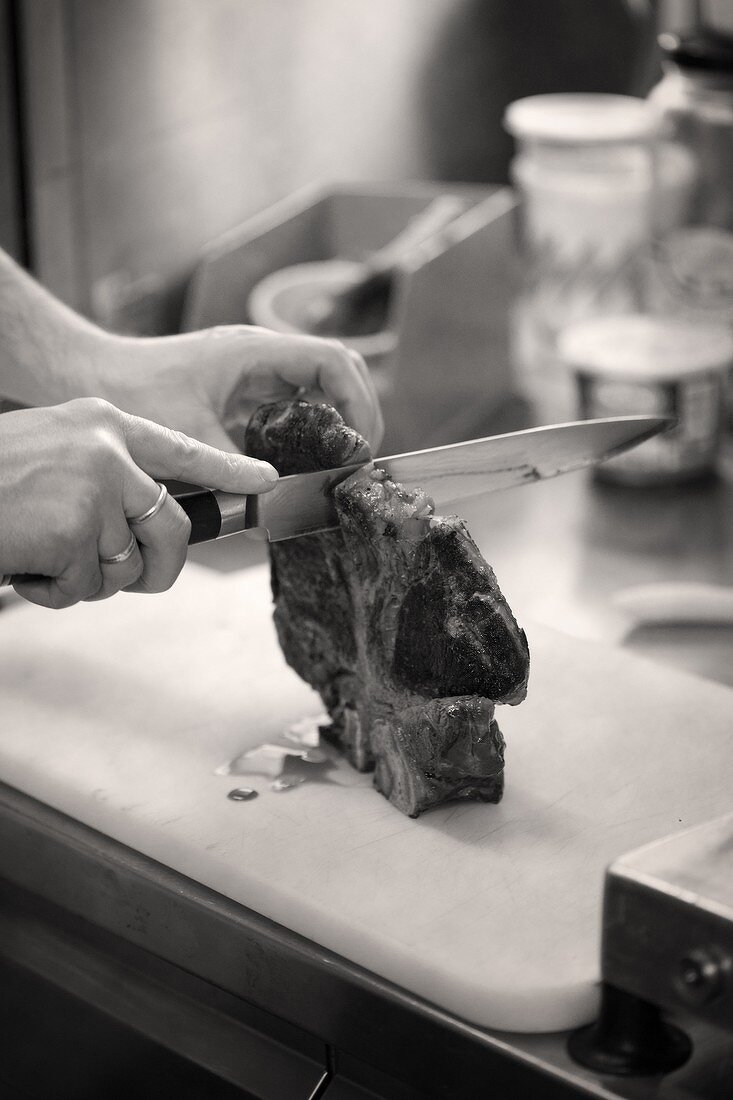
{"left": 0, "top": 397, "right": 278, "bottom": 609}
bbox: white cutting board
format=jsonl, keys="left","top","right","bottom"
{"left": 0, "top": 563, "right": 731, "bottom": 1034}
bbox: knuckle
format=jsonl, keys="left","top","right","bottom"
{"left": 347, "top": 346, "right": 367, "bottom": 367}
{"left": 69, "top": 396, "right": 117, "bottom": 424}
{"left": 324, "top": 339, "right": 354, "bottom": 366}
{"left": 170, "top": 428, "right": 201, "bottom": 470}
{"left": 67, "top": 400, "right": 125, "bottom": 471}
{"left": 224, "top": 449, "right": 247, "bottom": 479}
{"left": 210, "top": 323, "right": 245, "bottom": 339}
{"left": 50, "top": 523, "right": 83, "bottom": 562}
{"left": 88, "top": 428, "right": 123, "bottom": 473}
{"left": 88, "top": 395, "right": 115, "bottom": 417}
{"left": 298, "top": 333, "right": 344, "bottom": 359}
{"left": 58, "top": 499, "right": 96, "bottom": 542}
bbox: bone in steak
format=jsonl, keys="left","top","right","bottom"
{"left": 245, "top": 400, "right": 529, "bottom": 816}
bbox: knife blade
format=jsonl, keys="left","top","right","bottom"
{"left": 0, "top": 414, "right": 671, "bottom": 591}
{"left": 171, "top": 414, "right": 671, "bottom": 544}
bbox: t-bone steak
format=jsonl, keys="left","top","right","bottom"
{"left": 245, "top": 400, "right": 529, "bottom": 816}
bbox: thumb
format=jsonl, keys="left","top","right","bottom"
{"left": 121, "top": 411, "right": 279, "bottom": 494}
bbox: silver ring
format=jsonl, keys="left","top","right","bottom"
{"left": 100, "top": 532, "right": 137, "bottom": 566}
{"left": 129, "top": 482, "right": 168, "bottom": 526}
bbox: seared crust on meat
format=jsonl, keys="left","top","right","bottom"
{"left": 246, "top": 401, "right": 529, "bottom": 816}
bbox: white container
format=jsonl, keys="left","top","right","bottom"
{"left": 559, "top": 313, "right": 733, "bottom": 484}
{"left": 647, "top": 30, "right": 733, "bottom": 326}
{"left": 504, "top": 94, "right": 695, "bottom": 420}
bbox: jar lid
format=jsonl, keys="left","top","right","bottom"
{"left": 558, "top": 314, "right": 733, "bottom": 379}
{"left": 659, "top": 29, "right": 733, "bottom": 73}
{"left": 503, "top": 94, "right": 661, "bottom": 144}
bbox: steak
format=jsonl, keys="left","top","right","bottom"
{"left": 246, "top": 400, "right": 529, "bottom": 816}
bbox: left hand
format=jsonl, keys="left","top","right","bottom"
{"left": 94, "top": 325, "right": 384, "bottom": 455}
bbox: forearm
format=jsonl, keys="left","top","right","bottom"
{"left": 0, "top": 249, "right": 109, "bottom": 406}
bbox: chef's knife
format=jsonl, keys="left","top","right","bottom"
{"left": 168, "top": 414, "right": 670, "bottom": 544}
{"left": 0, "top": 416, "right": 671, "bottom": 590}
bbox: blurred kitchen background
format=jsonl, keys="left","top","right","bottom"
{"left": 0, "top": 0, "right": 723, "bottom": 332}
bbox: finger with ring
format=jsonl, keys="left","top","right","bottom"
{"left": 99, "top": 532, "right": 137, "bottom": 565}
{"left": 124, "top": 474, "right": 190, "bottom": 595}
{"left": 90, "top": 522, "right": 144, "bottom": 601}
{"left": 128, "top": 481, "right": 168, "bottom": 526}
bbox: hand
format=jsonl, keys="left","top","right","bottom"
{"left": 95, "top": 326, "right": 384, "bottom": 454}
{"left": 0, "top": 398, "right": 278, "bottom": 609}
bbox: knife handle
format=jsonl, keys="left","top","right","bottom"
{"left": 163, "top": 480, "right": 247, "bottom": 545}
{"left": 0, "top": 482, "right": 251, "bottom": 589}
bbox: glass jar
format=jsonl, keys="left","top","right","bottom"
{"left": 559, "top": 313, "right": 733, "bottom": 485}
{"left": 647, "top": 29, "right": 733, "bottom": 326}
{"left": 504, "top": 94, "right": 694, "bottom": 420}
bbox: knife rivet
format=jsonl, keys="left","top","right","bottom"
{"left": 675, "top": 948, "right": 729, "bottom": 1006}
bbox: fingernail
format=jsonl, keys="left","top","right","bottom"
{"left": 255, "top": 461, "right": 279, "bottom": 484}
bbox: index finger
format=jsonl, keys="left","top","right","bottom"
{"left": 121, "top": 413, "right": 279, "bottom": 491}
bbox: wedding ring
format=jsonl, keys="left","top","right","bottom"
{"left": 129, "top": 482, "right": 168, "bottom": 525}
{"left": 99, "top": 532, "right": 137, "bottom": 566}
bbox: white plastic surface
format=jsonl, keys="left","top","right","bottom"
{"left": 0, "top": 564, "right": 731, "bottom": 1033}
